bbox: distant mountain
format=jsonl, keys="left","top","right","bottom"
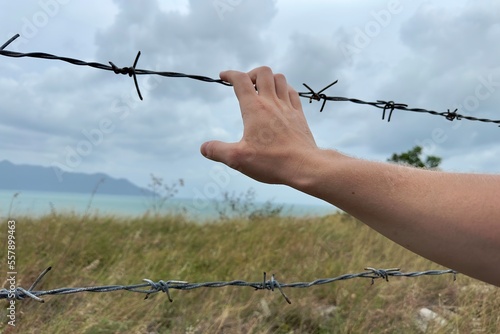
{"left": 0, "top": 160, "right": 153, "bottom": 196}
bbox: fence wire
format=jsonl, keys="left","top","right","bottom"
{"left": 1, "top": 34, "right": 499, "bottom": 126}
{"left": 0, "top": 34, "right": 465, "bottom": 305}
{"left": 1, "top": 267, "right": 457, "bottom": 304}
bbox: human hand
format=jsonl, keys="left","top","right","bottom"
{"left": 200, "top": 66, "right": 320, "bottom": 186}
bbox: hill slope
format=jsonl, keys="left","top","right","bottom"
{"left": 0, "top": 160, "right": 151, "bottom": 196}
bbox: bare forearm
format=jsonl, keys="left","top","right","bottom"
{"left": 293, "top": 149, "right": 500, "bottom": 286}
{"left": 202, "top": 67, "right": 500, "bottom": 287}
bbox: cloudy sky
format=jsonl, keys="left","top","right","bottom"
{"left": 1, "top": 0, "right": 499, "bottom": 208}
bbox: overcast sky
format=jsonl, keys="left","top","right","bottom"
{"left": 1, "top": 0, "right": 499, "bottom": 208}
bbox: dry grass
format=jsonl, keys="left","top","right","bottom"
{"left": 0, "top": 212, "right": 498, "bottom": 333}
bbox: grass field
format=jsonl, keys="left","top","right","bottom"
{"left": 1, "top": 212, "right": 498, "bottom": 333}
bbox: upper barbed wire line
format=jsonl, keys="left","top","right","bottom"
{"left": 2, "top": 34, "right": 499, "bottom": 126}
{"left": 0, "top": 266, "right": 457, "bottom": 304}
{"left": 1, "top": 34, "right": 21, "bottom": 50}
{"left": 0, "top": 34, "right": 231, "bottom": 100}
{"left": 298, "top": 82, "right": 500, "bottom": 126}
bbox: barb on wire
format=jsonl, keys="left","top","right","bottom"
{"left": 1, "top": 33, "right": 498, "bottom": 126}
{"left": 0, "top": 34, "right": 231, "bottom": 101}
{"left": 0, "top": 266, "right": 457, "bottom": 304}
{"left": 298, "top": 82, "right": 500, "bottom": 126}
{"left": 109, "top": 51, "right": 143, "bottom": 100}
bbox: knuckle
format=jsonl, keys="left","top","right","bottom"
{"left": 274, "top": 73, "right": 286, "bottom": 81}
{"left": 226, "top": 147, "right": 243, "bottom": 171}
{"left": 288, "top": 85, "right": 298, "bottom": 94}
{"left": 226, "top": 144, "right": 255, "bottom": 171}
{"left": 260, "top": 66, "right": 273, "bottom": 72}
{"left": 258, "top": 65, "right": 273, "bottom": 74}
{"left": 232, "top": 71, "right": 249, "bottom": 81}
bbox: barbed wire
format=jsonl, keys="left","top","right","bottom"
{"left": 1, "top": 266, "right": 457, "bottom": 304}
{"left": 0, "top": 35, "right": 470, "bottom": 307}
{"left": 0, "top": 34, "right": 230, "bottom": 101}
{"left": 1, "top": 34, "right": 499, "bottom": 127}
{"left": 299, "top": 82, "right": 500, "bottom": 126}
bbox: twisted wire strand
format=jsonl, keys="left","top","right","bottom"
{"left": 1, "top": 34, "right": 498, "bottom": 126}
{"left": 0, "top": 34, "right": 230, "bottom": 100}
{"left": 0, "top": 35, "right": 472, "bottom": 306}
{"left": 0, "top": 267, "right": 457, "bottom": 304}
{"left": 298, "top": 82, "right": 500, "bottom": 126}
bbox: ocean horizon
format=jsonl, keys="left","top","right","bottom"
{"left": 0, "top": 189, "right": 337, "bottom": 221}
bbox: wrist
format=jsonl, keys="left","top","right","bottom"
{"left": 288, "top": 148, "right": 352, "bottom": 197}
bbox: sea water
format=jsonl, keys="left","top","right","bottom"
{"left": 0, "top": 190, "right": 336, "bottom": 220}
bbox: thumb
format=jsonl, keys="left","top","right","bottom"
{"left": 200, "top": 140, "right": 238, "bottom": 164}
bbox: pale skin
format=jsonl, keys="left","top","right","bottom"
{"left": 200, "top": 66, "right": 500, "bottom": 287}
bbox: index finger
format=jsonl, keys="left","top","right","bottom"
{"left": 220, "top": 70, "right": 257, "bottom": 106}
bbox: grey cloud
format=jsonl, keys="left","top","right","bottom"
{"left": 1, "top": 0, "right": 499, "bottom": 205}
{"left": 71, "top": 0, "right": 281, "bottom": 171}
{"left": 340, "top": 2, "right": 500, "bottom": 164}
{"left": 279, "top": 31, "right": 350, "bottom": 88}
{"left": 400, "top": 2, "right": 500, "bottom": 72}
{"left": 94, "top": 0, "right": 278, "bottom": 101}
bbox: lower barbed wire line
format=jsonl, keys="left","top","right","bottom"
{"left": 0, "top": 267, "right": 458, "bottom": 304}
{"left": 1, "top": 34, "right": 499, "bottom": 126}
